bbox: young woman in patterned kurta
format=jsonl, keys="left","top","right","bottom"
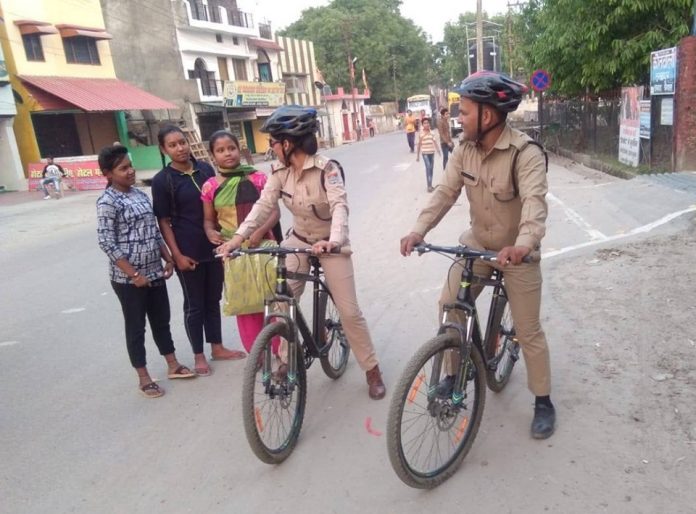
{"left": 202, "top": 131, "right": 281, "bottom": 352}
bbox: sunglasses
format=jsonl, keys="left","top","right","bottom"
{"left": 268, "top": 139, "right": 281, "bottom": 147}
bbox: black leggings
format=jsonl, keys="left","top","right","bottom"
{"left": 176, "top": 260, "right": 223, "bottom": 354}
{"left": 111, "top": 280, "right": 175, "bottom": 368}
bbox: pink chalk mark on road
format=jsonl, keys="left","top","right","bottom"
{"left": 365, "top": 417, "right": 383, "bottom": 437}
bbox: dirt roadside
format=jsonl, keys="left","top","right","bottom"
{"left": 540, "top": 214, "right": 696, "bottom": 513}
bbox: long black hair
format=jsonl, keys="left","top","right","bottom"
{"left": 98, "top": 145, "right": 129, "bottom": 188}
{"left": 157, "top": 124, "right": 185, "bottom": 147}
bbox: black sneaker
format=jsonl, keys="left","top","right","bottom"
{"left": 531, "top": 403, "right": 556, "bottom": 439}
{"left": 435, "top": 374, "right": 456, "bottom": 399}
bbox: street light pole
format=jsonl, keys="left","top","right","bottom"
{"left": 315, "top": 81, "right": 335, "bottom": 148}
{"left": 349, "top": 54, "right": 360, "bottom": 141}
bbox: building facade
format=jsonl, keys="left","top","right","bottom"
{"left": 102, "top": 0, "right": 285, "bottom": 156}
{"left": 0, "top": 0, "right": 175, "bottom": 179}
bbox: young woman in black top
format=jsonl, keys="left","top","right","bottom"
{"left": 152, "top": 125, "right": 245, "bottom": 376}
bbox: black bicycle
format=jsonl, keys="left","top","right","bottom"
{"left": 229, "top": 246, "right": 351, "bottom": 464}
{"left": 386, "top": 243, "right": 523, "bottom": 488}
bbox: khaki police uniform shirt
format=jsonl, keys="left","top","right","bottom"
{"left": 237, "top": 154, "right": 349, "bottom": 245}
{"left": 412, "top": 125, "right": 548, "bottom": 251}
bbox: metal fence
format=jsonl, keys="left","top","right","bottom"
{"left": 511, "top": 97, "right": 673, "bottom": 172}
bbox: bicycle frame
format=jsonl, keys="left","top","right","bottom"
{"left": 261, "top": 253, "right": 333, "bottom": 386}
{"left": 436, "top": 255, "right": 507, "bottom": 403}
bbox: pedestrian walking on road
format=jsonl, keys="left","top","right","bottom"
{"left": 217, "top": 105, "right": 387, "bottom": 400}
{"left": 404, "top": 110, "right": 417, "bottom": 152}
{"left": 415, "top": 118, "right": 441, "bottom": 193}
{"left": 96, "top": 145, "right": 195, "bottom": 399}
{"left": 152, "top": 126, "right": 246, "bottom": 378}
{"left": 437, "top": 107, "right": 455, "bottom": 169}
{"left": 401, "top": 71, "right": 556, "bottom": 439}
{"left": 202, "top": 130, "right": 281, "bottom": 353}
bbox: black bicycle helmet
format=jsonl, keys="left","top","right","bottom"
{"left": 260, "top": 105, "right": 318, "bottom": 137}
{"left": 455, "top": 71, "right": 528, "bottom": 113}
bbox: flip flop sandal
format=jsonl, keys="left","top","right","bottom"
{"left": 140, "top": 382, "right": 164, "bottom": 398}
{"left": 211, "top": 350, "right": 247, "bottom": 361}
{"left": 167, "top": 365, "right": 196, "bottom": 379}
{"left": 194, "top": 366, "right": 213, "bottom": 377}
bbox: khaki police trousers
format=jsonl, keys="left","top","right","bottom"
{"left": 281, "top": 234, "right": 379, "bottom": 372}
{"left": 440, "top": 257, "right": 551, "bottom": 396}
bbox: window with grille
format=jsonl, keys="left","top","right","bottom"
{"left": 22, "top": 34, "right": 45, "bottom": 61}
{"left": 190, "top": 1, "right": 208, "bottom": 21}
{"left": 63, "top": 37, "right": 100, "bottom": 65}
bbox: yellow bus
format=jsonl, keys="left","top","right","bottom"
{"left": 448, "top": 91, "right": 462, "bottom": 136}
{"left": 406, "top": 94, "right": 432, "bottom": 117}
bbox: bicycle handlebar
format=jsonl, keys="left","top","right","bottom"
{"left": 414, "top": 243, "right": 536, "bottom": 263}
{"left": 217, "top": 245, "right": 352, "bottom": 259}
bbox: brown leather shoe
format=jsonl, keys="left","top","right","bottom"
{"left": 366, "top": 365, "right": 386, "bottom": 400}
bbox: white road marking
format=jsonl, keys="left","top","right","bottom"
{"left": 0, "top": 341, "right": 20, "bottom": 347}
{"left": 547, "top": 192, "right": 607, "bottom": 241}
{"left": 61, "top": 307, "right": 86, "bottom": 314}
{"left": 543, "top": 205, "right": 696, "bottom": 259}
{"left": 393, "top": 163, "right": 410, "bottom": 171}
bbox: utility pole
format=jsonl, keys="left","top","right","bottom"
{"left": 476, "top": 0, "right": 484, "bottom": 72}
{"left": 343, "top": 16, "right": 360, "bottom": 141}
{"left": 392, "top": 55, "right": 398, "bottom": 112}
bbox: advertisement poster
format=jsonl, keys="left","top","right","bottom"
{"left": 618, "top": 86, "right": 641, "bottom": 167}
{"left": 650, "top": 47, "right": 677, "bottom": 96}
{"left": 223, "top": 81, "right": 285, "bottom": 108}
{"left": 27, "top": 157, "right": 106, "bottom": 191}
{"left": 639, "top": 100, "right": 651, "bottom": 139}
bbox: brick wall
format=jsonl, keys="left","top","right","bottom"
{"left": 675, "top": 36, "right": 696, "bottom": 171}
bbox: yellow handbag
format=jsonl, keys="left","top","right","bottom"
{"left": 222, "top": 240, "right": 278, "bottom": 316}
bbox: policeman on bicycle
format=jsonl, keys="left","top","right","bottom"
{"left": 218, "top": 105, "right": 387, "bottom": 400}
{"left": 400, "top": 71, "right": 556, "bottom": 438}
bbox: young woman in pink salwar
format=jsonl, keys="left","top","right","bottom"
{"left": 202, "top": 131, "right": 281, "bottom": 352}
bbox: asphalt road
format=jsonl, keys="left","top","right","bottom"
{"left": 2, "top": 131, "right": 695, "bottom": 513}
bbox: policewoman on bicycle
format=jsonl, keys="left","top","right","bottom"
{"left": 218, "top": 105, "right": 386, "bottom": 400}
{"left": 400, "top": 71, "right": 556, "bottom": 438}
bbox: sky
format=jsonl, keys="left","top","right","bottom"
{"left": 239, "top": 0, "right": 513, "bottom": 43}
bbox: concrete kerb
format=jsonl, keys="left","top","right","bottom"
{"left": 556, "top": 147, "right": 637, "bottom": 180}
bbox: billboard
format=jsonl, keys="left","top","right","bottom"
{"left": 639, "top": 100, "right": 651, "bottom": 139}
{"left": 650, "top": 47, "right": 677, "bottom": 96}
{"left": 618, "top": 86, "right": 641, "bottom": 167}
{"left": 223, "top": 81, "right": 285, "bottom": 108}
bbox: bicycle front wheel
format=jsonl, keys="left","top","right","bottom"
{"left": 242, "top": 321, "right": 307, "bottom": 464}
{"left": 318, "top": 290, "right": 350, "bottom": 379}
{"left": 386, "top": 334, "right": 486, "bottom": 489}
{"left": 486, "top": 302, "right": 520, "bottom": 393}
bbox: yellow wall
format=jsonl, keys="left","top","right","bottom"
{"left": 252, "top": 119, "right": 269, "bottom": 154}
{"left": 0, "top": 0, "right": 116, "bottom": 172}
{"left": 1, "top": 0, "right": 115, "bottom": 78}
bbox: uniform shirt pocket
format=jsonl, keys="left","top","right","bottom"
{"left": 491, "top": 175, "right": 516, "bottom": 203}
{"left": 310, "top": 200, "right": 331, "bottom": 221}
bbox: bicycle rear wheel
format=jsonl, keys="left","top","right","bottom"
{"left": 318, "top": 290, "right": 350, "bottom": 379}
{"left": 386, "top": 333, "right": 486, "bottom": 489}
{"left": 242, "top": 321, "right": 307, "bottom": 464}
{"left": 486, "top": 302, "right": 520, "bottom": 393}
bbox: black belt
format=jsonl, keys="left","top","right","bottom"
{"left": 292, "top": 229, "right": 329, "bottom": 245}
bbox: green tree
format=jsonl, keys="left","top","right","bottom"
{"left": 279, "top": 0, "right": 433, "bottom": 103}
{"left": 517, "top": 0, "right": 692, "bottom": 95}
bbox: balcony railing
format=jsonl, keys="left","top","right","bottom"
{"left": 188, "top": 3, "right": 254, "bottom": 29}
{"left": 229, "top": 10, "right": 254, "bottom": 29}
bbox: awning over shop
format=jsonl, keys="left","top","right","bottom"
{"left": 13, "top": 20, "right": 59, "bottom": 36}
{"left": 248, "top": 38, "right": 283, "bottom": 52}
{"left": 20, "top": 76, "right": 177, "bottom": 111}
{"left": 55, "top": 24, "right": 112, "bottom": 40}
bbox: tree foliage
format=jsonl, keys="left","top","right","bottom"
{"left": 279, "top": 0, "right": 433, "bottom": 103}
{"left": 516, "top": 0, "right": 693, "bottom": 95}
